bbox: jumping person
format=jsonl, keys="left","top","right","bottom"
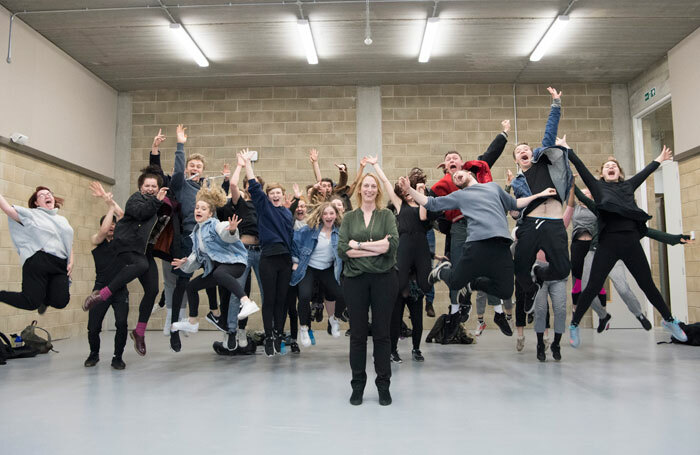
{"left": 83, "top": 167, "right": 169, "bottom": 356}
{"left": 510, "top": 88, "right": 573, "bottom": 313}
{"left": 339, "top": 172, "right": 399, "bottom": 406}
{"left": 84, "top": 182, "right": 129, "bottom": 370}
{"left": 0, "top": 186, "right": 74, "bottom": 313}
{"left": 242, "top": 149, "right": 294, "bottom": 356}
{"left": 291, "top": 202, "right": 344, "bottom": 348}
{"left": 401, "top": 172, "right": 555, "bottom": 310}
{"left": 170, "top": 186, "right": 257, "bottom": 352}
{"left": 566, "top": 142, "right": 687, "bottom": 346}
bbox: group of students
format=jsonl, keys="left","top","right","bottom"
{"left": 0, "top": 86, "right": 692, "bottom": 406}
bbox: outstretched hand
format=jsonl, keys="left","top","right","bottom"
{"left": 547, "top": 87, "right": 562, "bottom": 100}
{"left": 657, "top": 145, "right": 673, "bottom": 163}
{"left": 152, "top": 128, "right": 166, "bottom": 148}
{"left": 227, "top": 215, "right": 240, "bottom": 233}
{"left": 364, "top": 155, "right": 378, "bottom": 166}
{"left": 397, "top": 176, "right": 411, "bottom": 193}
{"left": 156, "top": 187, "right": 169, "bottom": 201}
{"left": 292, "top": 183, "right": 302, "bottom": 199}
{"left": 501, "top": 119, "right": 511, "bottom": 133}
{"left": 309, "top": 148, "right": 319, "bottom": 163}
{"left": 171, "top": 258, "right": 187, "bottom": 269}
{"left": 555, "top": 134, "right": 569, "bottom": 149}
{"left": 176, "top": 124, "right": 188, "bottom": 144}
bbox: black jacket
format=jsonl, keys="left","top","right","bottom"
{"left": 113, "top": 191, "right": 163, "bottom": 255}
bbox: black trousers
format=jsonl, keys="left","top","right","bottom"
{"left": 259, "top": 253, "right": 292, "bottom": 337}
{"left": 514, "top": 217, "right": 570, "bottom": 295}
{"left": 572, "top": 231, "right": 672, "bottom": 325}
{"left": 87, "top": 287, "right": 129, "bottom": 357}
{"left": 185, "top": 263, "right": 246, "bottom": 318}
{"left": 344, "top": 270, "right": 398, "bottom": 391}
{"left": 570, "top": 238, "right": 591, "bottom": 280}
{"left": 390, "top": 294, "right": 422, "bottom": 351}
{"left": 283, "top": 285, "right": 299, "bottom": 339}
{"left": 297, "top": 266, "right": 343, "bottom": 326}
{"left": 107, "top": 251, "right": 159, "bottom": 324}
{"left": 0, "top": 252, "right": 69, "bottom": 311}
{"left": 440, "top": 238, "right": 514, "bottom": 300}
{"left": 397, "top": 233, "right": 432, "bottom": 296}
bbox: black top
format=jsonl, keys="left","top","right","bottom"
{"left": 396, "top": 201, "right": 431, "bottom": 236}
{"left": 217, "top": 197, "right": 259, "bottom": 238}
{"left": 113, "top": 191, "right": 162, "bottom": 255}
{"left": 523, "top": 155, "right": 561, "bottom": 216}
{"left": 568, "top": 150, "right": 658, "bottom": 238}
{"left": 92, "top": 240, "right": 124, "bottom": 289}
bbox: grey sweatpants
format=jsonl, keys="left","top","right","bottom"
{"left": 475, "top": 291, "right": 513, "bottom": 315}
{"left": 161, "top": 259, "right": 188, "bottom": 310}
{"left": 533, "top": 260, "right": 567, "bottom": 334}
{"left": 582, "top": 251, "right": 643, "bottom": 318}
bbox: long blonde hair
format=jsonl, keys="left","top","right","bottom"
{"left": 354, "top": 173, "right": 383, "bottom": 208}
{"left": 307, "top": 201, "right": 342, "bottom": 229}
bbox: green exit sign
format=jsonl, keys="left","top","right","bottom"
{"left": 644, "top": 88, "right": 656, "bottom": 102}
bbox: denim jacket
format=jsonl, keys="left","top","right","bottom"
{"left": 180, "top": 217, "right": 248, "bottom": 277}
{"left": 290, "top": 225, "right": 342, "bottom": 286}
{"left": 511, "top": 99, "right": 573, "bottom": 203}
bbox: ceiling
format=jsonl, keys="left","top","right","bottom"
{"left": 2, "top": 0, "right": 699, "bottom": 90}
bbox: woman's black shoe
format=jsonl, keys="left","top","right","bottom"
{"left": 349, "top": 389, "right": 363, "bottom": 406}
{"left": 378, "top": 389, "right": 392, "bottom": 406}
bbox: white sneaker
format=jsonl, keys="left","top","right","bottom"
{"left": 543, "top": 337, "right": 551, "bottom": 351}
{"left": 171, "top": 320, "right": 199, "bottom": 333}
{"left": 329, "top": 315, "right": 341, "bottom": 337}
{"left": 474, "top": 321, "right": 486, "bottom": 336}
{"left": 238, "top": 299, "right": 259, "bottom": 320}
{"left": 163, "top": 309, "right": 172, "bottom": 336}
{"left": 300, "top": 326, "right": 311, "bottom": 347}
{"left": 237, "top": 329, "right": 248, "bottom": 348}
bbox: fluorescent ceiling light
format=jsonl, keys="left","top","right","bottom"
{"left": 418, "top": 17, "right": 440, "bottom": 63}
{"left": 297, "top": 19, "right": 318, "bottom": 65}
{"left": 529, "top": 15, "right": 570, "bottom": 62}
{"left": 169, "top": 23, "right": 209, "bottom": 67}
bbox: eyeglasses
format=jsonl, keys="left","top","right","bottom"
{"left": 36, "top": 191, "right": 52, "bottom": 199}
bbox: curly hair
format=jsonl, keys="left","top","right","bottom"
{"left": 196, "top": 186, "right": 227, "bottom": 212}
{"left": 138, "top": 165, "right": 164, "bottom": 189}
{"left": 306, "top": 201, "right": 342, "bottom": 229}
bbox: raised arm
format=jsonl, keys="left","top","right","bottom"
{"left": 574, "top": 186, "right": 597, "bottom": 214}
{"left": 399, "top": 177, "right": 428, "bottom": 207}
{"left": 567, "top": 148, "right": 600, "bottom": 199}
{"left": 366, "top": 156, "right": 403, "bottom": 213}
{"left": 309, "top": 148, "right": 322, "bottom": 183}
{"left": 0, "top": 193, "right": 20, "bottom": 222}
{"left": 231, "top": 152, "right": 245, "bottom": 188}
{"left": 345, "top": 157, "right": 368, "bottom": 197}
{"left": 90, "top": 181, "right": 124, "bottom": 219}
{"left": 171, "top": 124, "right": 188, "bottom": 191}
{"left": 627, "top": 145, "right": 670, "bottom": 190}
{"left": 91, "top": 203, "right": 117, "bottom": 246}
{"left": 151, "top": 128, "right": 166, "bottom": 157}
{"left": 477, "top": 119, "right": 510, "bottom": 168}
{"left": 646, "top": 228, "right": 692, "bottom": 246}
{"left": 541, "top": 87, "right": 562, "bottom": 148}
{"left": 416, "top": 183, "right": 428, "bottom": 221}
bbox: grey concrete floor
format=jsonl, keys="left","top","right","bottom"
{"left": 1, "top": 327, "right": 699, "bottom": 454}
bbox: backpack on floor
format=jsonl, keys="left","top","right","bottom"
{"left": 0, "top": 331, "right": 41, "bottom": 360}
{"left": 20, "top": 321, "right": 56, "bottom": 354}
{"left": 659, "top": 322, "right": 700, "bottom": 346}
{"left": 425, "top": 314, "right": 477, "bottom": 345}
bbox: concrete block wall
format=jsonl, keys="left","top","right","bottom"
{"left": 679, "top": 155, "right": 700, "bottom": 322}
{"left": 0, "top": 144, "right": 115, "bottom": 339}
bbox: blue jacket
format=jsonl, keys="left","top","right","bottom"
{"left": 170, "top": 143, "right": 201, "bottom": 234}
{"left": 180, "top": 217, "right": 248, "bottom": 277}
{"left": 248, "top": 179, "right": 293, "bottom": 252}
{"left": 290, "top": 225, "right": 342, "bottom": 286}
{"left": 511, "top": 99, "right": 574, "bottom": 203}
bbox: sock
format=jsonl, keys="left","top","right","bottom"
{"left": 506, "top": 313, "right": 512, "bottom": 321}
{"left": 553, "top": 333, "right": 562, "bottom": 346}
{"left": 536, "top": 332, "right": 544, "bottom": 345}
{"left": 99, "top": 287, "right": 112, "bottom": 301}
{"left": 493, "top": 304, "right": 503, "bottom": 314}
{"left": 450, "top": 304, "right": 460, "bottom": 314}
{"left": 478, "top": 316, "right": 484, "bottom": 324}
{"left": 135, "top": 322, "right": 147, "bottom": 337}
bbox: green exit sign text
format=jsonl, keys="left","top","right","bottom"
{"left": 644, "top": 88, "right": 656, "bottom": 102}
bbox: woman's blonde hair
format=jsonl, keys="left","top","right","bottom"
{"left": 196, "top": 186, "right": 227, "bottom": 213}
{"left": 354, "top": 173, "right": 383, "bottom": 208}
{"left": 306, "top": 201, "right": 342, "bottom": 229}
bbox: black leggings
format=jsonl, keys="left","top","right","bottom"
{"left": 397, "top": 233, "right": 432, "bottom": 297}
{"left": 514, "top": 217, "right": 570, "bottom": 295}
{"left": 0, "top": 252, "right": 69, "bottom": 311}
{"left": 87, "top": 288, "right": 128, "bottom": 357}
{"left": 571, "top": 231, "right": 673, "bottom": 325}
{"left": 297, "top": 266, "right": 343, "bottom": 326}
{"left": 390, "top": 295, "right": 422, "bottom": 351}
{"left": 570, "top": 238, "right": 591, "bottom": 280}
{"left": 260, "top": 253, "right": 292, "bottom": 337}
{"left": 344, "top": 271, "right": 398, "bottom": 391}
{"left": 440, "top": 238, "right": 514, "bottom": 300}
{"left": 283, "top": 286, "right": 299, "bottom": 339}
{"left": 107, "top": 251, "right": 159, "bottom": 324}
{"left": 185, "top": 263, "right": 246, "bottom": 318}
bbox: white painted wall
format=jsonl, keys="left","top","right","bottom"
{"left": 668, "top": 26, "right": 700, "bottom": 157}
{"left": 0, "top": 7, "right": 118, "bottom": 178}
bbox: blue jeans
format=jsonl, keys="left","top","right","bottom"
{"left": 227, "top": 245, "right": 263, "bottom": 331}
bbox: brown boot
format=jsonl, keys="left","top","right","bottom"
{"left": 82, "top": 291, "right": 103, "bottom": 312}
{"left": 130, "top": 330, "right": 146, "bottom": 356}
